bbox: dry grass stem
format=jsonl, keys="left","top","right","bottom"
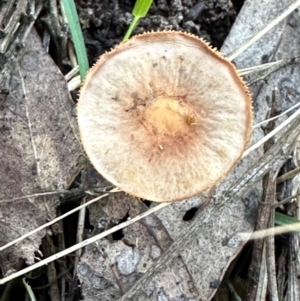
{"left": 253, "top": 102, "right": 300, "bottom": 128}
{"left": 0, "top": 191, "right": 70, "bottom": 203}
{"left": 239, "top": 223, "right": 300, "bottom": 241}
{"left": 72, "top": 198, "right": 86, "bottom": 278}
{"left": 67, "top": 75, "right": 81, "bottom": 91}
{"left": 0, "top": 188, "right": 120, "bottom": 252}
{"left": 0, "top": 202, "right": 170, "bottom": 285}
{"left": 238, "top": 61, "right": 283, "bottom": 76}
{"left": 277, "top": 166, "right": 300, "bottom": 184}
{"left": 64, "top": 65, "right": 79, "bottom": 81}
{"left": 266, "top": 212, "right": 279, "bottom": 301}
{"left": 242, "top": 107, "right": 300, "bottom": 158}
{"left": 272, "top": 192, "right": 300, "bottom": 208}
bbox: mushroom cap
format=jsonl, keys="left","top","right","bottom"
{"left": 77, "top": 31, "right": 252, "bottom": 202}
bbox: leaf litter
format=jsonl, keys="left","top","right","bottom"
{"left": 0, "top": 29, "right": 81, "bottom": 274}
{"left": 1, "top": 0, "right": 300, "bottom": 300}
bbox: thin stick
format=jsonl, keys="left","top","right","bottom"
{"left": 238, "top": 61, "right": 282, "bottom": 76}
{"left": 0, "top": 191, "right": 69, "bottom": 203}
{"left": 242, "top": 107, "right": 300, "bottom": 158}
{"left": 228, "top": 0, "right": 300, "bottom": 61}
{"left": 277, "top": 166, "right": 300, "bottom": 184}
{"left": 253, "top": 102, "right": 300, "bottom": 128}
{"left": 73, "top": 198, "right": 86, "bottom": 278}
{"left": 266, "top": 212, "right": 279, "bottom": 301}
{"left": 272, "top": 192, "right": 300, "bottom": 208}
{"left": 64, "top": 65, "right": 79, "bottom": 81}
{"left": 0, "top": 188, "right": 119, "bottom": 252}
{"left": 67, "top": 75, "right": 81, "bottom": 91}
{"left": 239, "top": 222, "right": 300, "bottom": 241}
{"left": 0, "top": 202, "right": 170, "bottom": 285}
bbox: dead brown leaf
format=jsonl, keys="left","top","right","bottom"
{"left": 0, "top": 29, "right": 81, "bottom": 274}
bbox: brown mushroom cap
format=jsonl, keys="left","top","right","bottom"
{"left": 77, "top": 31, "right": 252, "bottom": 202}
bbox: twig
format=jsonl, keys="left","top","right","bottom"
{"left": 0, "top": 188, "right": 119, "bottom": 251}
{"left": 56, "top": 207, "right": 67, "bottom": 301}
{"left": 64, "top": 65, "right": 79, "bottom": 81}
{"left": 246, "top": 90, "right": 279, "bottom": 301}
{"left": 277, "top": 247, "right": 288, "bottom": 299}
{"left": 0, "top": 186, "right": 113, "bottom": 204}
{"left": 253, "top": 102, "right": 300, "bottom": 128}
{"left": 67, "top": 75, "right": 81, "bottom": 91}
{"left": 227, "top": 280, "right": 243, "bottom": 301}
{"left": 239, "top": 222, "right": 300, "bottom": 240}
{"left": 238, "top": 60, "right": 283, "bottom": 76}
{"left": 0, "top": 202, "right": 170, "bottom": 285}
{"left": 272, "top": 192, "right": 300, "bottom": 208}
{"left": 266, "top": 191, "right": 279, "bottom": 301}
{"left": 245, "top": 170, "right": 278, "bottom": 301}
{"left": 73, "top": 198, "right": 86, "bottom": 278}
{"left": 44, "top": 235, "right": 60, "bottom": 301}
{"left": 42, "top": 0, "right": 67, "bottom": 60}
{"left": 277, "top": 166, "right": 300, "bottom": 184}
{"left": 242, "top": 106, "right": 300, "bottom": 158}
{"left": 246, "top": 56, "right": 300, "bottom": 86}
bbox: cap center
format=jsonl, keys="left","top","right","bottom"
{"left": 143, "top": 96, "right": 196, "bottom": 136}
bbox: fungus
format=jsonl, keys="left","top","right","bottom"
{"left": 77, "top": 31, "right": 252, "bottom": 202}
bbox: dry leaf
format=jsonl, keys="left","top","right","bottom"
{"left": 0, "top": 29, "right": 81, "bottom": 274}
{"left": 78, "top": 188, "right": 173, "bottom": 300}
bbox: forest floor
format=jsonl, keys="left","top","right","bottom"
{"left": 2, "top": 1, "right": 300, "bottom": 301}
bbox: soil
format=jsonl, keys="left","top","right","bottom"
{"left": 76, "top": 0, "right": 244, "bottom": 66}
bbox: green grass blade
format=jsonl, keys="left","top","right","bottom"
{"left": 133, "top": 0, "right": 153, "bottom": 18}
{"left": 123, "top": 0, "right": 153, "bottom": 41}
{"left": 23, "top": 278, "right": 37, "bottom": 301}
{"left": 275, "top": 211, "right": 300, "bottom": 226}
{"left": 60, "top": 0, "right": 89, "bottom": 81}
{"left": 123, "top": 16, "right": 140, "bottom": 41}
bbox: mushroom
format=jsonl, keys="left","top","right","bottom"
{"left": 77, "top": 31, "right": 252, "bottom": 202}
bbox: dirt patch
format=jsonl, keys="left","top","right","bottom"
{"left": 76, "top": 0, "right": 244, "bottom": 65}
